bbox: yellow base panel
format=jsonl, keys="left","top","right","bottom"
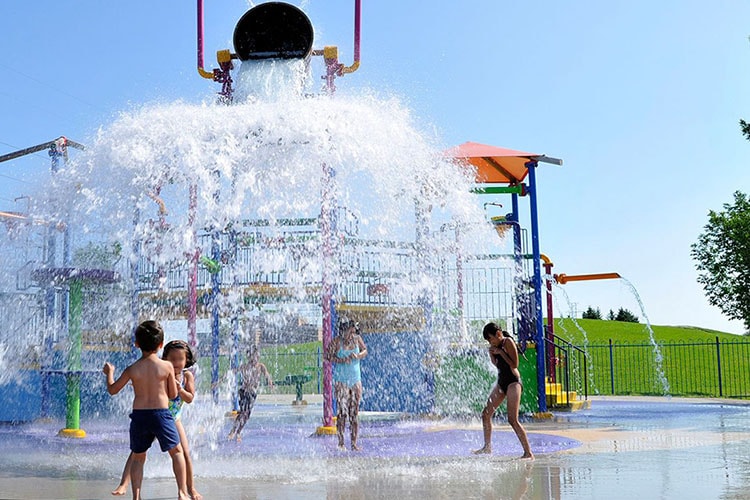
{"left": 314, "top": 426, "right": 337, "bottom": 435}
{"left": 531, "top": 412, "right": 554, "bottom": 420}
{"left": 58, "top": 428, "right": 86, "bottom": 439}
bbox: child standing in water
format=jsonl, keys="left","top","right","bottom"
{"left": 227, "top": 346, "right": 274, "bottom": 442}
{"left": 473, "top": 322, "right": 533, "bottom": 459}
{"left": 103, "top": 320, "right": 190, "bottom": 500}
{"left": 326, "top": 318, "right": 368, "bottom": 451}
{"left": 111, "top": 339, "right": 202, "bottom": 500}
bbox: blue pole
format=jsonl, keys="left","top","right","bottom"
{"left": 131, "top": 208, "right": 141, "bottom": 346}
{"left": 526, "top": 161, "right": 547, "bottom": 413}
{"left": 230, "top": 229, "right": 240, "bottom": 411}
{"left": 211, "top": 233, "right": 221, "bottom": 404}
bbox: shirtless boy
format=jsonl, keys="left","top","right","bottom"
{"left": 103, "top": 320, "right": 190, "bottom": 500}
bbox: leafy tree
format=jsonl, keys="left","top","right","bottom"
{"left": 607, "top": 309, "right": 616, "bottom": 321}
{"left": 614, "top": 307, "right": 639, "bottom": 323}
{"left": 582, "top": 306, "right": 601, "bottom": 319}
{"left": 691, "top": 190, "right": 750, "bottom": 333}
{"left": 740, "top": 119, "right": 750, "bottom": 141}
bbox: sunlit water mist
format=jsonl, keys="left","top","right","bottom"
{"left": 13, "top": 59, "right": 503, "bottom": 437}
{"left": 551, "top": 281, "right": 599, "bottom": 395}
{"left": 551, "top": 277, "right": 670, "bottom": 396}
{"left": 620, "top": 277, "right": 670, "bottom": 395}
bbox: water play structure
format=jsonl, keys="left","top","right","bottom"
{"left": 0, "top": 1, "right": 593, "bottom": 437}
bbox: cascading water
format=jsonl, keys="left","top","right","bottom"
{"left": 619, "top": 276, "right": 670, "bottom": 395}
{"left": 0, "top": 5, "right": 538, "bottom": 491}
{"left": 10, "top": 49, "right": 500, "bottom": 435}
{"left": 551, "top": 282, "right": 599, "bottom": 395}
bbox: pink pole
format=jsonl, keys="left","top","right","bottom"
{"left": 320, "top": 163, "right": 335, "bottom": 428}
{"left": 353, "top": 0, "right": 361, "bottom": 64}
{"left": 544, "top": 262, "right": 555, "bottom": 381}
{"left": 197, "top": 0, "right": 205, "bottom": 70}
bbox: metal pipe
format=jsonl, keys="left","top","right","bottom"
{"left": 526, "top": 160, "right": 547, "bottom": 413}
{"left": 197, "top": 0, "right": 214, "bottom": 79}
{"left": 340, "top": 0, "right": 361, "bottom": 74}
{"left": 554, "top": 272, "right": 622, "bottom": 284}
{"left": 0, "top": 137, "right": 84, "bottom": 164}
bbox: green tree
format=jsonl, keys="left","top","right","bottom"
{"left": 607, "top": 309, "right": 616, "bottom": 321}
{"left": 691, "top": 191, "right": 750, "bottom": 333}
{"left": 614, "top": 307, "right": 639, "bottom": 323}
{"left": 582, "top": 306, "right": 601, "bottom": 319}
{"left": 740, "top": 119, "right": 750, "bottom": 141}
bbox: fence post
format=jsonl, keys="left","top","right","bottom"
{"left": 715, "top": 336, "right": 723, "bottom": 397}
{"left": 609, "top": 339, "right": 615, "bottom": 395}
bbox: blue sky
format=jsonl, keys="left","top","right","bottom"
{"left": 1, "top": 1, "right": 749, "bottom": 334}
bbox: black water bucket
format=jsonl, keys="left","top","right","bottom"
{"left": 233, "top": 2, "right": 314, "bottom": 61}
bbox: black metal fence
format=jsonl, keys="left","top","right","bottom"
{"left": 203, "top": 338, "right": 750, "bottom": 403}
{"left": 574, "top": 337, "right": 750, "bottom": 398}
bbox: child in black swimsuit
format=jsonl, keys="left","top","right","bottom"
{"left": 473, "top": 322, "right": 533, "bottom": 459}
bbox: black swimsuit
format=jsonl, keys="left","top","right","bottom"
{"left": 494, "top": 342, "right": 521, "bottom": 394}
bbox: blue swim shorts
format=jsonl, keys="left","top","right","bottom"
{"left": 129, "top": 408, "right": 181, "bottom": 453}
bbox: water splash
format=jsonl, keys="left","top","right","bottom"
{"left": 620, "top": 277, "right": 670, "bottom": 395}
{"left": 549, "top": 279, "right": 598, "bottom": 396}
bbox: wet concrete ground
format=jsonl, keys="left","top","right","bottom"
{"left": 2, "top": 396, "right": 750, "bottom": 499}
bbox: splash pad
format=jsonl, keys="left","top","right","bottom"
{"left": 0, "top": 1, "right": 597, "bottom": 496}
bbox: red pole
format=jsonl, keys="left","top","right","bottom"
{"left": 319, "top": 163, "right": 335, "bottom": 430}
{"left": 544, "top": 262, "right": 555, "bottom": 382}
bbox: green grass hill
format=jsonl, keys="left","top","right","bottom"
{"left": 549, "top": 318, "right": 741, "bottom": 345}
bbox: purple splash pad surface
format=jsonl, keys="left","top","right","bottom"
{"left": 0, "top": 410, "right": 580, "bottom": 461}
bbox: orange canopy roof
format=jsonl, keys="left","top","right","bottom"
{"left": 447, "top": 141, "right": 562, "bottom": 185}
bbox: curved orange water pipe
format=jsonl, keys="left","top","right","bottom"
{"left": 554, "top": 272, "right": 622, "bottom": 285}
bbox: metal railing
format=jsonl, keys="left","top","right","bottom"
{"left": 545, "top": 333, "right": 588, "bottom": 407}
{"left": 578, "top": 337, "right": 750, "bottom": 398}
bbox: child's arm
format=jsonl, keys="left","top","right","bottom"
{"left": 103, "top": 362, "right": 131, "bottom": 396}
{"left": 487, "top": 348, "right": 499, "bottom": 367}
{"left": 260, "top": 363, "right": 274, "bottom": 388}
{"left": 324, "top": 337, "right": 339, "bottom": 362}
{"left": 355, "top": 336, "right": 368, "bottom": 360}
{"left": 493, "top": 339, "right": 519, "bottom": 369}
{"left": 166, "top": 365, "right": 178, "bottom": 400}
{"left": 180, "top": 371, "right": 196, "bottom": 404}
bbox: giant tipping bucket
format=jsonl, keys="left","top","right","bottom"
{"left": 233, "top": 2, "right": 314, "bottom": 60}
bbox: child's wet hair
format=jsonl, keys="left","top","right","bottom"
{"left": 482, "top": 322, "right": 512, "bottom": 341}
{"left": 162, "top": 339, "right": 197, "bottom": 368}
{"left": 135, "top": 320, "right": 164, "bottom": 352}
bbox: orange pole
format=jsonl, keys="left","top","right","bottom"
{"left": 554, "top": 272, "right": 621, "bottom": 285}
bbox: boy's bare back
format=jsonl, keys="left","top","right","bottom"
{"left": 104, "top": 354, "right": 177, "bottom": 410}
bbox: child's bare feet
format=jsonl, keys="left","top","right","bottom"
{"left": 337, "top": 442, "right": 346, "bottom": 451}
{"left": 520, "top": 452, "right": 534, "bottom": 460}
{"left": 472, "top": 446, "right": 491, "bottom": 455}
{"left": 111, "top": 484, "right": 127, "bottom": 496}
{"left": 351, "top": 443, "right": 361, "bottom": 451}
{"left": 190, "top": 489, "right": 203, "bottom": 500}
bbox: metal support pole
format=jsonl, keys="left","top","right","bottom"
{"left": 210, "top": 233, "right": 221, "bottom": 404}
{"left": 526, "top": 161, "right": 547, "bottom": 412}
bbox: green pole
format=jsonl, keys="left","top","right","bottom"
{"left": 61, "top": 279, "right": 85, "bottom": 437}
{"left": 471, "top": 185, "right": 525, "bottom": 195}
